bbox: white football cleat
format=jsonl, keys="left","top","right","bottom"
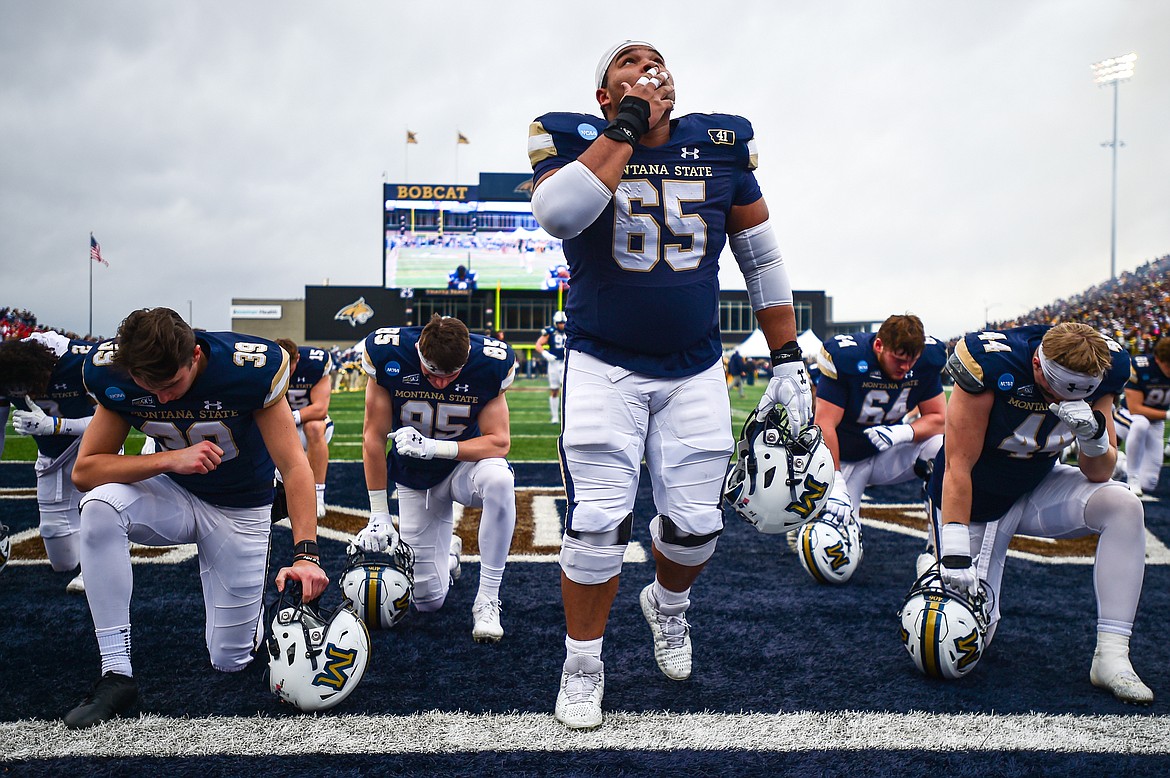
{"left": 1091, "top": 655, "right": 1154, "bottom": 705}
{"left": 316, "top": 499, "right": 327, "bottom": 519}
{"left": 449, "top": 535, "right": 462, "bottom": 583}
{"left": 66, "top": 573, "right": 85, "bottom": 594}
{"left": 554, "top": 654, "right": 605, "bottom": 730}
{"left": 471, "top": 597, "right": 504, "bottom": 643}
{"left": 640, "top": 584, "right": 692, "bottom": 681}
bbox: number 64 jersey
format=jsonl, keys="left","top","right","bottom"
{"left": 83, "top": 332, "right": 291, "bottom": 508}
{"left": 928, "top": 325, "right": 1130, "bottom": 522}
{"left": 362, "top": 327, "right": 516, "bottom": 490}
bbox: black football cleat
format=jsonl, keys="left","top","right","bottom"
{"left": 63, "top": 672, "right": 138, "bottom": 729}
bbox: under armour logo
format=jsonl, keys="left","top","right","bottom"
{"left": 453, "top": 384, "right": 470, "bottom": 393}
{"left": 1067, "top": 382, "right": 1078, "bottom": 393}
{"left": 204, "top": 400, "right": 223, "bottom": 410}
{"left": 54, "top": 383, "right": 68, "bottom": 391}
{"left": 680, "top": 147, "right": 700, "bottom": 159}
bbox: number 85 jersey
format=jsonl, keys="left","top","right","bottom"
{"left": 362, "top": 327, "right": 516, "bottom": 491}
{"left": 83, "top": 332, "right": 291, "bottom": 508}
{"left": 530, "top": 111, "right": 762, "bottom": 378}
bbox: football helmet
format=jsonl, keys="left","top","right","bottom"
{"left": 553, "top": 310, "right": 568, "bottom": 324}
{"left": 0, "top": 523, "right": 10, "bottom": 576}
{"left": 338, "top": 541, "right": 415, "bottom": 629}
{"left": 723, "top": 409, "right": 835, "bottom": 534}
{"left": 796, "top": 509, "right": 864, "bottom": 584}
{"left": 898, "top": 564, "right": 993, "bottom": 680}
{"left": 267, "top": 584, "right": 371, "bottom": 712}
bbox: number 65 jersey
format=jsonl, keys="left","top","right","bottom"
{"left": 530, "top": 111, "right": 762, "bottom": 378}
{"left": 83, "top": 332, "right": 291, "bottom": 508}
{"left": 929, "top": 325, "right": 1130, "bottom": 522}
{"left": 362, "top": 327, "right": 516, "bottom": 490}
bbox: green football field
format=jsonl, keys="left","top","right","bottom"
{"left": 387, "top": 245, "right": 567, "bottom": 291}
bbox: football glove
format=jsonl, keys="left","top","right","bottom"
{"left": 756, "top": 360, "right": 812, "bottom": 436}
{"left": 12, "top": 397, "right": 58, "bottom": 436}
{"left": 938, "top": 522, "right": 978, "bottom": 596}
{"left": 540, "top": 350, "right": 558, "bottom": 362}
{"left": 391, "top": 427, "right": 458, "bottom": 460}
{"left": 864, "top": 423, "right": 915, "bottom": 453}
{"left": 355, "top": 512, "right": 400, "bottom": 554}
{"left": 1049, "top": 400, "right": 1109, "bottom": 458}
{"left": 820, "top": 472, "right": 852, "bottom": 523}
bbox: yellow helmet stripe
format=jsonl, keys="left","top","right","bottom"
{"left": 921, "top": 599, "right": 944, "bottom": 678}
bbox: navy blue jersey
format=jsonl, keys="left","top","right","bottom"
{"left": 928, "top": 325, "right": 1130, "bottom": 522}
{"left": 530, "top": 112, "right": 763, "bottom": 378}
{"left": 362, "top": 327, "right": 516, "bottom": 490}
{"left": 84, "top": 332, "right": 291, "bottom": 509}
{"left": 816, "top": 332, "right": 946, "bottom": 462}
{"left": 30, "top": 339, "right": 97, "bottom": 460}
{"left": 540, "top": 325, "right": 568, "bottom": 360}
{"left": 1127, "top": 353, "right": 1170, "bottom": 411}
{"left": 287, "top": 346, "right": 332, "bottom": 411}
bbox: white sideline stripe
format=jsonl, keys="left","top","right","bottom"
{"left": 4, "top": 711, "right": 1168, "bottom": 758}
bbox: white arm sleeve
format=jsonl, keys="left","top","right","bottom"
{"left": 530, "top": 160, "right": 614, "bottom": 240}
{"left": 729, "top": 219, "right": 793, "bottom": 312}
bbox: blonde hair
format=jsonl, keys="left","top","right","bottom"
{"left": 1040, "top": 323, "right": 1112, "bottom": 375}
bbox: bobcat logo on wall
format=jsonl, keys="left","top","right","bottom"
{"left": 334, "top": 297, "right": 375, "bottom": 327}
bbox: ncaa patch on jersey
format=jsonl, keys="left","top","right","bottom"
{"left": 384, "top": 361, "right": 400, "bottom": 377}
{"left": 578, "top": 123, "right": 598, "bottom": 140}
{"left": 105, "top": 387, "right": 125, "bottom": 401}
{"left": 998, "top": 373, "right": 1015, "bottom": 391}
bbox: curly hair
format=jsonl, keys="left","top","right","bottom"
{"left": 0, "top": 339, "right": 58, "bottom": 398}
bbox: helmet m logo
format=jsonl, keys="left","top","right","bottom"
{"left": 335, "top": 297, "right": 375, "bottom": 327}
{"left": 955, "top": 630, "right": 981, "bottom": 670}
{"left": 786, "top": 474, "right": 829, "bottom": 519}
{"left": 825, "top": 541, "right": 848, "bottom": 571}
{"left": 313, "top": 644, "right": 358, "bottom": 689}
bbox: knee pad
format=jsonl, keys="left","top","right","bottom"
{"left": 412, "top": 570, "right": 450, "bottom": 612}
{"left": 649, "top": 513, "right": 721, "bottom": 567}
{"left": 560, "top": 514, "right": 633, "bottom": 585}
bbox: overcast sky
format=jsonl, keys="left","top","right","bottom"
{"left": 1, "top": 1, "right": 1166, "bottom": 341}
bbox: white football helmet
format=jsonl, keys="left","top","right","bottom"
{"left": 796, "top": 510, "right": 864, "bottom": 584}
{"left": 338, "top": 541, "right": 414, "bottom": 629}
{"left": 898, "top": 564, "right": 993, "bottom": 680}
{"left": 553, "top": 310, "right": 568, "bottom": 324}
{"left": 267, "top": 586, "right": 371, "bottom": 712}
{"left": 724, "top": 410, "right": 835, "bottom": 534}
{"left": 0, "top": 523, "right": 10, "bottom": 576}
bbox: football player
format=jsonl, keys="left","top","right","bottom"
{"left": 275, "top": 338, "right": 334, "bottom": 518}
{"left": 529, "top": 40, "right": 811, "bottom": 729}
{"left": 356, "top": 314, "right": 517, "bottom": 644}
{"left": 929, "top": 322, "right": 1151, "bottom": 703}
{"left": 813, "top": 314, "right": 946, "bottom": 572}
{"left": 63, "top": 308, "right": 329, "bottom": 728}
{"left": 0, "top": 332, "right": 97, "bottom": 592}
{"left": 534, "top": 311, "right": 568, "bottom": 423}
{"left": 1122, "top": 337, "right": 1169, "bottom": 497}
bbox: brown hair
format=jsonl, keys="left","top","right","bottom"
{"left": 417, "top": 314, "right": 470, "bottom": 373}
{"left": 275, "top": 338, "right": 299, "bottom": 361}
{"left": 112, "top": 308, "right": 196, "bottom": 384}
{"left": 875, "top": 314, "right": 926, "bottom": 358}
{"left": 0, "top": 339, "right": 58, "bottom": 398}
{"left": 1041, "top": 323, "right": 1112, "bottom": 375}
{"left": 1153, "top": 337, "right": 1170, "bottom": 364}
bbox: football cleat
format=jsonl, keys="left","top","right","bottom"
{"left": 63, "top": 672, "right": 138, "bottom": 729}
{"left": 555, "top": 654, "right": 605, "bottom": 730}
{"left": 1090, "top": 664, "right": 1154, "bottom": 705}
{"left": 449, "top": 535, "right": 462, "bottom": 583}
{"left": 66, "top": 573, "right": 86, "bottom": 594}
{"left": 640, "top": 584, "right": 692, "bottom": 681}
{"left": 0, "top": 523, "right": 10, "bottom": 576}
{"left": 471, "top": 597, "right": 504, "bottom": 644}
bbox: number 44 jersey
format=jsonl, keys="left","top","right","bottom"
{"left": 83, "top": 332, "right": 291, "bottom": 508}
{"left": 930, "top": 324, "right": 1130, "bottom": 522}
{"left": 530, "top": 111, "right": 763, "bottom": 378}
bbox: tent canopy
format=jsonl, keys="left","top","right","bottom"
{"left": 732, "top": 328, "right": 822, "bottom": 360}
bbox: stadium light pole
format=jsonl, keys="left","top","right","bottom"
{"left": 1091, "top": 53, "right": 1136, "bottom": 281}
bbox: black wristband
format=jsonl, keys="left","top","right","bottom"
{"left": 293, "top": 554, "right": 323, "bottom": 569}
{"left": 293, "top": 539, "right": 319, "bottom": 557}
{"left": 602, "top": 96, "right": 652, "bottom": 148}
{"left": 1091, "top": 409, "right": 1108, "bottom": 440}
{"left": 940, "top": 555, "right": 971, "bottom": 569}
{"left": 770, "top": 341, "right": 801, "bottom": 367}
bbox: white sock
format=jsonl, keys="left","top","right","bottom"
{"left": 476, "top": 563, "right": 504, "bottom": 604}
{"left": 96, "top": 625, "right": 133, "bottom": 677}
{"left": 315, "top": 483, "right": 326, "bottom": 502}
{"left": 1093, "top": 629, "right": 1136, "bottom": 678}
{"left": 566, "top": 635, "right": 603, "bottom": 661}
{"left": 549, "top": 395, "right": 559, "bottom": 419}
{"left": 652, "top": 580, "right": 691, "bottom": 613}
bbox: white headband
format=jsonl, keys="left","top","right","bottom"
{"left": 595, "top": 40, "right": 659, "bottom": 88}
{"left": 416, "top": 343, "right": 466, "bottom": 377}
{"left": 1037, "top": 344, "right": 1102, "bottom": 400}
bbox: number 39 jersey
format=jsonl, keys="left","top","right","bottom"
{"left": 816, "top": 332, "right": 946, "bottom": 462}
{"left": 362, "top": 327, "right": 516, "bottom": 490}
{"left": 287, "top": 346, "right": 333, "bottom": 410}
{"left": 83, "top": 332, "right": 291, "bottom": 508}
{"left": 530, "top": 111, "right": 763, "bottom": 378}
{"left": 928, "top": 325, "right": 1130, "bottom": 522}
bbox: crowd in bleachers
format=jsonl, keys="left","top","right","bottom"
{"left": 988, "top": 254, "right": 1169, "bottom": 355}
{"left": 0, "top": 307, "right": 97, "bottom": 343}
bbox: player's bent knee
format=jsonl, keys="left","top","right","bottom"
{"left": 559, "top": 526, "right": 629, "bottom": 585}
{"left": 412, "top": 572, "right": 449, "bottom": 612}
{"left": 649, "top": 513, "right": 721, "bottom": 566}
{"left": 1085, "top": 483, "right": 1145, "bottom": 534}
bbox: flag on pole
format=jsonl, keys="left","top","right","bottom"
{"left": 90, "top": 233, "right": 108, "bottom": 267}
{"left": 457, "top": 131, "right": 470, "bottom": 145}
{"left": 406, "top": 130, "right": 418, "bottom": 144}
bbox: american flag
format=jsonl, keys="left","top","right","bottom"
{"left": 90, "top": 233, "right": 108, "bottom": 266}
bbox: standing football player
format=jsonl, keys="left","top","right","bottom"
{"left": 812, "top": 314, "right": 946, "bottom": 573}
{"left": 1122, "top": 337, "right": 1169, "bottom": 497}
{"left": 529, "top": 40, "right": 811, "bottom": 729}
{"left": 275, "top": 338, "right": 334, "bottom": 518}
{"left": 534, "top": 310, "right": 569, "bottom": 424}
{"left": 356, "top": 314, "right": 517, "bottom": 643}
{"left": 0, "top": 332, "right": 97, "bottom": 592}
{"left": 63, "top": 308, "right": 329, "bottom": 728}
{"left": 930, "top": 322, "right": 1151, "bottom": 703}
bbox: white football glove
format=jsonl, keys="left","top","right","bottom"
{"left": 355, "top": 512, "right": 400, "bottom": 554}
{"left": 756, "top": 360, "right": 812, "bottom": 436}
{"left": 392, "top": 426, "right": 458, "bottom": 460}
{"left": 12, "top": 397, "right": 57, "bottom": 436}
{"left": 540, "top": 350, "right": 558, "bottom": 362}
{"left": 864, "top": 423, "right": 915, "bottom": 453}
{"left": 820, "top": 471, "right": 852, "bottom": 523}
{"left": 938, "top": 522, "right": 978, "bottom": 596}
{"left": 1049, "top": 400, "right": 1109, "bottom": 458}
